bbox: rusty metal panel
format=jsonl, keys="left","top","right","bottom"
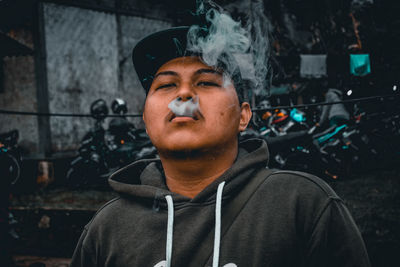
{"left": 0, "top": 55, "right": 39, "bottom": 153}
{"left": 0, "top": 24, "right": 39, "bottom": 154}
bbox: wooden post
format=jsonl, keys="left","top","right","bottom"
{"left": 33, "top": 1, "right": 52, "bottom": 156}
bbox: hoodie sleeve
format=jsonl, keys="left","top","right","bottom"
{"left": 305, "top": 199, "right": 371, "bottom": 267}
{"left": 70, "top": 227, "right": 97, "bottom": 267}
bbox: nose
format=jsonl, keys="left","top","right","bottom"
{"left": 176, "top": 83, "right": 196, "bottom": 102}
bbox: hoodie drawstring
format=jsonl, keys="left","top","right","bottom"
{"left": 212, "top": 181, "right": 226, "bottom": 267}
{"left": 165, "top": 195, "right": 174, "bottom": 267}
{"left": 164, "top": 181, "right": 226, "bottom": 267}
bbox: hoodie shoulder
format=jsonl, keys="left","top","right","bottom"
{"left": 253, "top": 169, "right": 343, "bottom": 217}
{"left": 249, "top": 169, "right": 344, "bottom": 241}
{"left": 85, "top": 197, "right": 123, "bottom": 230}
{"left": 267, "top": 170, "right": 340, "bottom": 200}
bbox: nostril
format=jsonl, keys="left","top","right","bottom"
{"left": 176, "top": 96, "right": 193, "bottom": 102}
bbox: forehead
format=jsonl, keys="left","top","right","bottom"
{"left": 155, "top": 56, "right": 215, "bottom": 75}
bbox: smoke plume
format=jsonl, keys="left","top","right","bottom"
{"left": 186, "top": 0, "right": 271, "bottom": 96}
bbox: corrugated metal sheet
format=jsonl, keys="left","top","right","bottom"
{"left": 43, "top": 3, "right": 172, "bottom": 151}
{"left": 44, "top": 3, "right": 119, "bottom": 151}
{"left": 118, "top": 15, "right": 172, "bottom": 128}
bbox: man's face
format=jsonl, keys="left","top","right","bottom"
{"left": 143, "top": 56, "right": 251, "bottom": 155}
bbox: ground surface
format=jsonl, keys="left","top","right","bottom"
{"left": 331, "top": 169, "right": 400, "bottom": 267}
{"left": 13, "top": 256, "right": 70, "bottom": 267}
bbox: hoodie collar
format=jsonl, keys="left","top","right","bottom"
{"left": 109, "top": 138, "right": 269, "bottom": 204}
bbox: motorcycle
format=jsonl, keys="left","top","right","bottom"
{"left": 105, "top": 98, "right": 156, "bottom": 168}
{"left": 0, "top": 130, "right": 21, "bottom": 264}
{"left": 67, "top": 98, "right": 157, "bottom": 188}
{"left": 66, "top": 99, "right": 112, "bottom": 188}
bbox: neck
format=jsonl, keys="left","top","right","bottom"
{"left": 159, "top": 143, "right": 238, "bottom": 198}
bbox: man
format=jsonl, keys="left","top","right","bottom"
{"left": 71, "top": 9, "right": 370, "bottom": 267}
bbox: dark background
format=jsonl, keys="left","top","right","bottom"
{"left": 1, "top": 0, "right": 399, "bottom": 266}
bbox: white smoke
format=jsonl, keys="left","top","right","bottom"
{"left": 250, "top": 0, "right": 272, "bottom": 95}
{"left": 168, "top": 96, "right": 200, "bottom": 117}
{"left": 186, "top": 0, "right": 271, "bottom": 95}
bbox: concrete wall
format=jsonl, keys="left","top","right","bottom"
{"left": 43, "top": 3, "right": 171, "bottom": 152}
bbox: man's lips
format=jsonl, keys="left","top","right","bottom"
{"left": 167, "top": 110, "right": 203, "bottom": 122}
{"left": 171, "top": 116, "right": 196, "bottom": 122}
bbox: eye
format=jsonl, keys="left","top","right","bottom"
{"left": 197, "top": 81, "right": 221, "bottom": 87}
{"left": 156, "top": 83, "right": 176, "bottom": 90}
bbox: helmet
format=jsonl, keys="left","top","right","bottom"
{"left": 90, "top": 99, "right": 109, "bottom": 120}
{"left": 111, "top": 98, "right": 128, "bottom": 115}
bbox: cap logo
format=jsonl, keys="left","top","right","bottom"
{"left": 173, "top": 38, "right": 184, "bottom": 57}
{"left": 146, "top": 53, "right": 155, "bottom": 60}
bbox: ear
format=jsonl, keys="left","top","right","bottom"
{"left": 142, "top": 107, "right": 148, "bottom": 134}
{"left": 238, "top": 102, "right": 252, "bottom": 132}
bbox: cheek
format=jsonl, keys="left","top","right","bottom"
{"left": 144, "top": 96, "right": 167, "bottom": 116}
{"left": 143, "top": 100, "right": 163, "bottom": 130}
{"left": 143, "top": 110, "right": 162, "bottom": 145}
{"left": 208, "top": 96, "right": 240, "bottom": 126}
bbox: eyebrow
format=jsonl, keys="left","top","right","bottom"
{"left": 194, "top": 68, "right": 223, "bottom": 77}
{"left": 154, "top": 68, "right": 223, "bottom": 80}
{"left": 154, "top": 71, "right": 179, "bottom": 79}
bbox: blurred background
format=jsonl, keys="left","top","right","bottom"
{"left": 0, "top": 0, "right": 399, "bottom": 266}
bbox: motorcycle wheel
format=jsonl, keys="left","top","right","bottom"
{"left": 0, "top": 153, "right": 20, "bottom": 186}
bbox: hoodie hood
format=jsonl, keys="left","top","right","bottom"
{"left": 109, "top": 138, "right": 269, "bottom": 204}
{"left": 107, "top": 138, "right": 269, "bottom": 267}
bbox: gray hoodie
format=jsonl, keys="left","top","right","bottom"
{"left": 70, "top": 139, "right": 370, "bottom": 267}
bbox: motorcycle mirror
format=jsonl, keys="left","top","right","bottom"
{"left": 111, "top": 98, "right": 128, "bottom": 115}
{"left": 90, "top": 99, "right": 109, "bottom": 120}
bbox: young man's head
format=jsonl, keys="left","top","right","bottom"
{"left": 141, "top": 55, "right": 252, "bottom": 157}
{"left": 132, "top": 16, "right": 257, "bottom": 157}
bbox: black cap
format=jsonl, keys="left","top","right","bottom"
{"left": 132, "top": 26, "right": 197, "bottom": 93}
{"left": 132, "top": 26, "right": 245, "bottom": 102}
